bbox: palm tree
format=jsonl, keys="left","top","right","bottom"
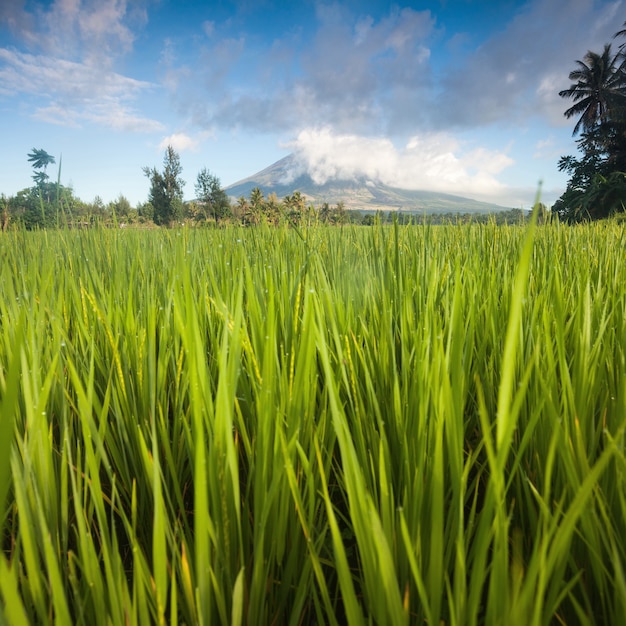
{"left": 559, "top": 44, "right": 625, "bottom": 136}
{"left": 27, "top": 148, "right": 55, "bottom": 171}
{"left": 265, "top": 193, "right": 282, "bottom": 226}
{"left": 249, "top": 187, "right": 267, "bottom": 224}
{"left": 319, "top": 202, "right": 331, "bottom": 224}
{"left": 27, "top": 148, "right": 56, "bottom": 186}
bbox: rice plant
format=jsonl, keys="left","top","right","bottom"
{"left": 1, "top": 220, "right": 625, "bottom": 625}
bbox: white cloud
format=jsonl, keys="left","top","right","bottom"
{"left": 0, "top": 47, "right": 163, "bottom": 132}
{"left": 32, "top": 101, "right": 165, "bottom": 133}
{"left": 86, "top": 102, "right": 165, "bottom": 133}
{"left": 158, "top": 131, "right": 214, "bottom": 152}
{"left": 166, "top": 4, "right": 437, "bottom": 135}
{"left": 2, "top": 0, "right": 144, "bottom": 66}
{"left": 165, "top": 0, "right": 623, "bottom": 139}
{"left": 0, "top": 48, "right": 150, "bottom": 99}
{"left": 285, "top": 127, "right": 514, "bottom": 202}
{"left": 0, "top": 1, "right": 160, "bottom": 132}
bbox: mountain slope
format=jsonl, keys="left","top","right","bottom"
{"left": 225, "top": 154, "right": 514, "bottom": 213}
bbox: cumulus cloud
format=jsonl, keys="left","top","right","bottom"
{"left": 0, "top": 48, "right": 163, "bottom": 132}
{"left": 1, "top": 0, "right": 146, "bottom": 66}
{"left": 163, "top": 0, "right": 623, "bottom": 139}
{"left": 158, "top": 131, "right": 214, "bottom": 152}
{"left": 166, "top": 4, "right": 438, "bottom": 135}
{"left": 296, "top": 3, "right": 436, "bottom": 131}
{"left": 284, "top": 127, "right": 514, "bottom": 202}
{"left": 0, "top": 0, "right": 161, "bottom": 133}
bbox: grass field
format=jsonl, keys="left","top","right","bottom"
{"left": 1, "top": 221, "right": 625, "bottom": 625}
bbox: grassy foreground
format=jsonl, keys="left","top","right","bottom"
{"left": 1, "top": 222, "right": 625, "bottom": 625}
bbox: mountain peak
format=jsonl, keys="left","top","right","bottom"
{"left": 226, "top": 154, "right": 513, "bottom": 213}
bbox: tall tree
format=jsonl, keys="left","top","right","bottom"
{"left": 249, "top": 187, "right": 266, "bottom": 224}
{"left": 143, "top": 146, "right": 185, "bottom": 226}
{"left": 108, "top": 194, "right": 133, "bottom": 221}
{"left": 265, "top": 192, "right": 282, "bottom": 226}
{"left": 558, "top": 44, "right": 625, "bottom": 137}
{"left": 319, "top": 202, "right": 331, "bottom": 224}
{"left": 333, "top": 200, "right": 347, "bottom": 225}
{"left": 284, "top": 191, "right": 307, "bottom": 226}
{"left": 556, "top": 38, "right": 626, "bottom": 221}
{"left": 194, "top": 168, "right": 231, "bottom": 223}
{"left": 27, "top": 148, "right": 56, "bottom": 185}
{"left": 25, "top": 148, "right": 63, "bottom": 225}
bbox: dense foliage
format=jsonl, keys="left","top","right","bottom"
{"left": 194, "top": 168, "right": 232, "bottom": 223}
{"left": 1, "top": 222, "right": 626, "bottom": 624}
{"left": 143, "top": 146, "right": 186, "bottom": 226}
{"left": 555, "top": 24, "right": 626, "bottom": 220}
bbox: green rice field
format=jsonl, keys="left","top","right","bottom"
{"left": 1, "top": 220, "right": 626, "bottom": 625}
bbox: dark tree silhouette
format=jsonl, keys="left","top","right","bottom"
{"left": 558, "top": 44, "right": 625, "bottom": 137}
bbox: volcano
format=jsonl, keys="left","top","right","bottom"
{"left": 225, "top": 154, "right": 514, "bottom": 213}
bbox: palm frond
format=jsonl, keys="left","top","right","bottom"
{"left": 27, "top": 148, "right": 56, "bottom": 171}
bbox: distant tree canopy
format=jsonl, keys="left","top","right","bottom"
{"left": 143, "top": 146, "right": 185, "bottom": 226}
{"left": 555, "top": 25, "right": 626, "bottom": 221}
{"left": 194, "top": 168, "right": 231, "bottom": 223}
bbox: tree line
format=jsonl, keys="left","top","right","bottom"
{"left": 0, "top": 145, "right": 352, "bottom": 230}
{"left": 554, "top": 20, "right": 626, "bottom": 221}
{"left": 0, "top": 144, "right": 535, "bottom": 231}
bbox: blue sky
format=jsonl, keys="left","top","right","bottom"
{"left": 1, "top": 0, "right": 624, "bottom": 208}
